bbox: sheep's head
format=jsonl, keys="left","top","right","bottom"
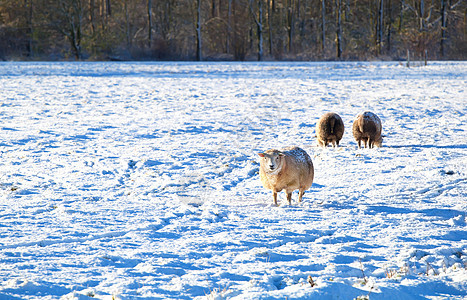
{"left": 375, "top": 135, "right": 384, "bottom": 147}
{"left": 258, "top": 150, "right": 285, "bottom": 173}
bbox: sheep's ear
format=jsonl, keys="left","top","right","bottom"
{"left": 278, "top": 152, "right": 285, "bottom": 157}
{"left": 258, "top": 153, "right": 265, "bottom": 157}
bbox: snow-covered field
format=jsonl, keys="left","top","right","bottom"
{"left": 0, "top": 61, "right": 466, "bottom": 300}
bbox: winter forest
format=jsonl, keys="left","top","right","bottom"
{"left": 0, "top": 0, "right": 466, "bottom": 61}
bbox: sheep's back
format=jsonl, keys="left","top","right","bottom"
{"left": 353, "top": 112, "right": 382, "bottom": 138}
{"left": 317, "top": 113, "right": 344, "bottom": 138}
{"left": 281, "top": 147, "right": 314, "bottom": 188}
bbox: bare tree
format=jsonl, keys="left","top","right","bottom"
{"left": 89, "top": 0, "right": 95, "bottom": 34}
{"left": 211, "top": 0, "right": 218, "bottom": 17}
{"left": 105, "top": 0, "right": 110, "bottom": 15}
{"left": 419, "top": 0, "right": 425, "bottom": 29}
{"left": 49, "top": 0, "right": 86, "bottom": 59}
{"left": 386, "top": 0, "right": 393, "bottom": 52}
{"left": 321, "top": 0, "right": 326, "bottom": 52}
{"left": 335, "top": 0, "right": 342, "bottom": 58}
{"left": 267, "top": 0, "right": 273, "bottom": 56}
{"left": 124, "top": 0, "right": 131, "bottom": 49}
{"left": 440, "top": 0, "right": 447, "bottom": 57}
{"left": 250, "top": 0, "right": 264, "bottom": 60}
{"left": 375, "top": 0, "right": 384, "bottom": 55}
{"left": 148, "top": 0, "right": 152, "bottom": 48}
{"left": 287, "top": 0, "right": 295, "bottom": 53}
{"left": 195, "top": 0, "right": 202, "bottom": 60}
{"left": 25, "top": 0, "right": 34, "bottom": 57}
{"left": 227, "top": 0, "right": 232, "bottom": 54}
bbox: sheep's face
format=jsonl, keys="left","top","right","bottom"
{"left": 258, "top": 151, "right": 284, "bottom": 173}
{"left": 375, "top": 136, "right": 384, "bottom": 147}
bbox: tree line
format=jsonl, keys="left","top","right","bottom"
{"left": 0, "top": 0, "right": 465, "bottom": 61}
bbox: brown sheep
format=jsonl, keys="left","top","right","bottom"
{"left": 258, "top": 146, "right": 314, "bottom": 205}
{"left": 316, "top": 112, "right": 345, "bottom": 147}
{"left": 352, "top": 111, "right": 383, "bottom": 148}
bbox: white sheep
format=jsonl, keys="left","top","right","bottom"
{"left": 258, "top": 146, "right": 314, "bottom": 205}
{"left": 352, "top": 111, "right": 383, "bottom": 148}
{"left": 316, "top": 112, "right": 345, "bottom": 147}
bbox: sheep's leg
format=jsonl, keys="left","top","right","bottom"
{"left": 357, "top": 139, "right": 362, "bottom": 148}
{"left": 298, "top": 190, "right": 305, "bottom": 202}
{"left": 287, "top": 192, "right": 293, "bottom": 205}
{"left": 273, "top": 192, "right": 278, "bottom": 206}
{"left": 369, "top": 139, "right": 374, "bottom": 148}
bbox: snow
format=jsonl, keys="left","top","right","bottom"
{"left": 0, "top": 61, "right": 466, "bottom": 299}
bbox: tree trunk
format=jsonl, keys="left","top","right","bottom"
{"left": 69, "top": 0, "right": 83, "bottom": 60}
{"left": 227, "top": 0, "right": 232, "bottom": 54}
{"left": 148, "top": 0, "right": 152, "bottom": 49}
{"left": 297, "top": 0, "right": 301, "bottom": 20}
{"left": 196, "top": 0, "right": 202, "bottom": 61}
{"left": 287, "top": 0, "right": 295, "bottom": 53}
{"left": 268, "top": 0, "right": 273, "bottom": 56}
{"left": 398, "top": 0, "right": 403, "bottom": 32}
{"left": 250, "top": 0, "right": 263, "bottom": 60}
{"left": 378, "top": 0, "right": 384, "bottom": 54}
{"left": 124, "top": 0, "right": 131, "bottom": 49}
{"left": 89, "top": 0, "right": 95, "bottom": 35}
{"left": 321, "top": 0, "right": 326, "bottom": 52}
{"left": 76, "top": 1, "right": 83, "bottom": 60}
{"left": 258, "top": 0, "right": 264, "bottom": 61}
{"left": 25, "top": 0, "right": 33, "bottom": 57}
{"left": 212, "top": 0, "right": 217, "bottom": 18}
{"left": 300, "top": 0, "right": 308, "bottom": 38}
{"left": 386, "top": 0, "right": 392, "bottom": 52}
{"left": 335, "top": 0, "right": 342, "bottom": 58}
{"left": 420, "top": 0, "right": 425, "bottom": 29}
{"left": 99, "top": 0, "right": 106, "bottom": 31}
{"left": 406, "top": 49, "right": 410, "bottom": 67}
{"left": 440, "top": 0, "right": 447, "bottom": 57}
